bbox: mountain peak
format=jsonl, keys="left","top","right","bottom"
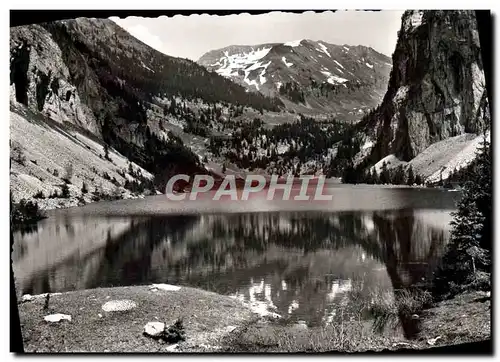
{"left": 198, "top": 40, "right": 391, "bottom": 117}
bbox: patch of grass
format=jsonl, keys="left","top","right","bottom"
{"left": 18, "top": 285, "right": 253, "bottom": 353}
{"left": 367, "top": 289, "right": 432, "bottom": 334}
{"left": 223, "top": 318, "right": 402, "bottom": 353}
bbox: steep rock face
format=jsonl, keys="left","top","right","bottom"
{"left": 10, "top": 25, "right": 99, "bottom": 133}
{"left": 362, "top": 10, "right": 489, "bottom": 163}
{"left": 198, "top": 40, "right": 392, "bottom": 118}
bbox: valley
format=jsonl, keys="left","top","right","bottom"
{"left": 9, "top": 11, "right": 490, "bottom": 212}
{"left": 9, "top": 9, "right": 492, "bottom": 354}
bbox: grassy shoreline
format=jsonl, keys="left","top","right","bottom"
{"left": 16, "top": 284, "right": 490, "bottom": 353}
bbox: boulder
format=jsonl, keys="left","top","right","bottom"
{"left": 101, "top": 300, "right": 137, "bottom": 312}
{"left": 144, "top": 322, "right": 166, "bottom": 338}
{"left": 44, "top": 313, "right": 71, "bottom": 323}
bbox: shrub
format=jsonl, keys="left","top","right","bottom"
{"left": 61, "top": 183, "right": 70, "bottom": 198}
{"left": 63, "top": 164, "right": 73, "bottom": 184}
{"left": 33, "top": 190, "right": 45, "bottom": 199}
{"left": 368, "top": 288, "right": 432, "bottom": 334}
{"left": 432, "top": 136, "right": 491, "bottom": 300}
{"left": 10, "top": 196, "right": 46, "bottom": 231}
{"left": 163, "top": 319, "right": 186, "bottom": 343}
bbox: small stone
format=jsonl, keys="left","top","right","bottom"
{"left": 411, "top": 314, "right": 419, "bottom": 319}
{"left": 106, "top": 296, "right": 111, "bottom": 299}
{"left": 393, "top": 342, "right": 410, "bottom": 348}
{"left": 44, "top": 313, "right": 72, "bottom": 323}
{"left": 98, "top": 313, "right": 103, "bottom": 318}
{"left": 101, "top": 300, "right": 137, "bottom": 312}
{"left": 165, "top": 344, "right": 179, "bottom": 352}
{"left": 144, "top": 322, "right": 166, "bottom": 337}
{"left": 150, "top": 284, "right": 181, "bottom": 292}
{"left": 225, "top": 326, "right": 237, "bottom": 333}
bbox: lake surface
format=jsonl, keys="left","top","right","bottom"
{"left": 12, "top": 185, "right": 460, "bottom": 328}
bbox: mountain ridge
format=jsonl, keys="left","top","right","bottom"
{"left": 198, "top": 39, "right": 392, "bottom": 118}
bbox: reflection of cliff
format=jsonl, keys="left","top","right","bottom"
{"left": 12, "top": 215, "right": 137, "bottom": 294}
{"left": 12, "top": 215, "right": 199, "bottom": 294}
{"left": 13, "top": 209, "right": 449, "bottom": 333}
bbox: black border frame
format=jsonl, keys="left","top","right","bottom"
{"left": 9, "top": 9, "right": 494, "bottom": 355}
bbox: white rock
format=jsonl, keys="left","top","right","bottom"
{"left": 293, "top": 321, "right": 308, "bottom": 330}
{"left": 427, "top": 336, "right": 442, "bottom": 346}
{"left": 150, "top": 284, "right": 181, "bottom": 292}
{"left": 101, "top": 300, "right": 137, "bottom": 312}
{"left": 44, "top": 313, "right": 72, "bottom": 323}
{"left": 21, "top": 294, "right": 34, "bottom": 302}
{"left": 98, "top": 313, "right": 103, "bottom": 318}
{"left": 144, "top": 322, "right": 165, "bottom": 337}
{"left": 165, "top": 344, "right": 179, "bottom": 352}
{"left": 225, "top": 326, "right": 237, "bottom": 333}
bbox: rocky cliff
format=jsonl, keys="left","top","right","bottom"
{"left": 10, "top": 24, "right": 100, "bottom": 133}
{"left": 361, "top": 10, "right": 490, "bottom": 165}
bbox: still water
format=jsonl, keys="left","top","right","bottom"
{"left": 12, "top": 185, "right": 460, "bottom": 328}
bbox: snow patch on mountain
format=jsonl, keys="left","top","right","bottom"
{"left": 244, "top": 77, "right": 260, "bottom": 90}
{"left": 317, "top": 43, "right": 331, "bottom": 57}
{"left": 259, "top": 61, "right": 272, "bottom": 85}
{"left": 281, "top": 56, "right": 293, "bottom": 67}
{"left": 321, "top": 71, "right": 348, "bottom": 85}
{"left": 284, "top": 39, "right": 302, "bottom": 47}
{"left": 215, "top": 47, "right": 272, "bottom": 78}
{"left": 140, "top": 60, "right": 155, "bottom": 73}
{"left": 333, "top": 60, "right": 345, "bottom": 69}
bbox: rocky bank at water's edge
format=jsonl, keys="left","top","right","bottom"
{"left": 16, "top": 283, "right": 491, "bottom": 353}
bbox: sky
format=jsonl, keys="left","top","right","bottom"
{"left": 110, "top": 10, "right": 405, "bottom": 61}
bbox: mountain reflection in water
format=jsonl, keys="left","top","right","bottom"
{"left": 13, "top": 207, "right": 452, "bottom": 336}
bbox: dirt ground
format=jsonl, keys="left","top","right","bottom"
{"left": 17, "top": 284, "right": 253, "bottom": 352}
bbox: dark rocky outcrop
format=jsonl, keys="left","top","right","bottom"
{"left": 360, "top": 10, "right": 490, "bottom": 164}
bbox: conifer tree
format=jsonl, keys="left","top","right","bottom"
{"left": 407, "top": 165, "right": 415, "bottom": 186}
{"left": 433, "top": 135, "right": 491, "bottom": 299}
